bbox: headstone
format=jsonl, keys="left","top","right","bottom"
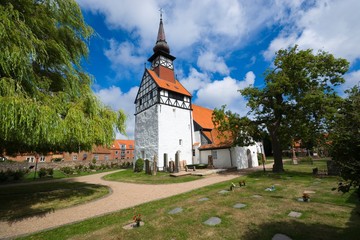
{"left": 203, "top": 217, "right": 221, "bottom": 226}
{"left": 233, "top": 203, "right": 247, "bottom": 209}
{"left": 208, "top": 155, "right": 214, "bottom": 168}
{"left": 288, "top": 211, "right": 302, "bottom": 218}
{"left": 163, "top": 153, "right": 168, "bottom": 172}
{"left": 198, "top": 197, "right": 210, "bottom": 202}
{"left": 145, "top": 159, "right": 151, "bottom": 174}
{"left": 169, "top": 161, "right": 175, "bottom": 173}
{"left": 252, "top": 195, "right": 262, "bottom": 198}
{"left": 272, "top": 233, "right": 292, "bottom": 240}
{"left": 175, "top": 151, "right": 180, "bottom": 173}
{"left": 168, "top": 207, "right": 183, "bottom": 214}
{"left": 152, "top": 154, "right": 157, "bottom": 176}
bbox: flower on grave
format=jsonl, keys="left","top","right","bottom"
{"left": 133, "top": 213, "right": 142, "bottom": 223}
{"left": 302, "top": 193, "right": 310, "bottom": 202}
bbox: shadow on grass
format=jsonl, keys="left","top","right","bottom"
{"left": 0, "top": 180, "right": 108, "bottom": 223}
{"left": 242, "top": 192, "right": 360, "bottom": 240}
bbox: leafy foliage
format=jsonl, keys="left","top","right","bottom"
{"left": 134, "top": 158, "right": 144, "bottom": 173}
{"left": 240, "top": 46, "right": 348, "bottom": 172}
{"left": 330, "top": 86, "right": 360, "bottom": 195}
{"left": 0, "top": 0, "right": 126, "bottom": 154}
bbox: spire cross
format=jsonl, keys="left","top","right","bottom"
{"left": 159, "top": 8, "right": 163, "bottom": 20}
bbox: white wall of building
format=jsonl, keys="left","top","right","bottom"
{"left": 134, "top": 105, "right": 159, "bottom": 162}
{"left": 157, "top": 104, "right": 193, "bottom": 168}
{"left": 231, "top": 144, "right": 259, "bottom": 169}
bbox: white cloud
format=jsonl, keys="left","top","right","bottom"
{"left": 105, "top": 39, "right": 145, "bottom": 70}
{"left": 197, "top": 51, "right": 230, "bottom": 75}
{"left": 195, "top": 71, "right": 255, "bottom": 116}
{"left": 342, "top": 70, "right": 360, "bottom": 93}
{"left": 264, "top": 0, "right": 360, "bottom": 63}
{"left": 179, "top": 68, "right": 210, "bottom": 94}
{"left": 95, "top": 86, "right": 138, "bottom": 139}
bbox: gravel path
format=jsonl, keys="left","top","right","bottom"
{"left": 0, "top": 170, "right": 242, "bottom": 239}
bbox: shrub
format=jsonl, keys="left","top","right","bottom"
{"left": 134, "top": 158, "right": 144, "bottom": 172}
{"left": 60, "top": 166, "right": 74, "bottom": 175}
{"left": 0, "top": 171, "right": 8, "bottom": 182}
{"left": 38, "top": 168, "right": 47, "bottom": 178}
{"left": 12, "top": 169, "right": 25, "bottom": 180}
{"left": 46, "top": 168, "right": 54, "bottom": 177}
{"left": 52, "top": 158, "right": 63, "bottom": 162}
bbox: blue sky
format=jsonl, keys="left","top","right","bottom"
{"left": 77, "top": 0, "right": 360, "bottom": 139}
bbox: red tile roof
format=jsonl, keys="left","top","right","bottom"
{"left": 111, "top": 140, "right": 135, "bottom": 150}
{"left": 148, "top": 69, "right": 191, "bottom": 97}
{"left": 192, "top": 104, "right": 233, "bottom": 150}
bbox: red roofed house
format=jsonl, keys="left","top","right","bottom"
{"left": 110, "top": 139, "right": 135, "bottom": 162}
{"left": 134, "top": 15, "right": 260, "bottom": 170}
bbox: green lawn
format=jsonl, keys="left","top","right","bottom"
{"left": 0, "top": 182, "right": 109, "bottom": 222}
{"left": 18, "top": 160, "right": 360, "bottom": 240}
{"left": 103, "top": 169, "right": 202, "bottom": 184}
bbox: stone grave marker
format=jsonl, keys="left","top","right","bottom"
{"left": 203, "top": 217, "right": 221, "bottom": 226}
{"left": 168, "top": 207, "right": 183, "bottom": 215}
{"left": 288, "top": 211, "right": 302, "bottom": 218}
{"left": 272, "top": 233, "right": 292, "bottom": 240}
{"left": 145, "top": 159, "right": 151, "bottom": 174}
{"left": 233, "top": 203, "right": 247, "bottom": 209}
{"left": 198, "top": 197, "right": 210, "bottom": 202}
{"left": 218, "top": 190, "right": 230, "bottom": 194}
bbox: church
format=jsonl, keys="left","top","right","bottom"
{"left": 134, "top": 16, "right": 261, "bottom": 170}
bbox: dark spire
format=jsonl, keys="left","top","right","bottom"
{"left": 153, "top": 10, "right": 170, "bottom": 54}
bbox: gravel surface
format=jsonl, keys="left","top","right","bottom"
{"left": 0, "top": 170, "right": 240, "bottom": 239}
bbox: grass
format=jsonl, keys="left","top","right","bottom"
{"left": 18, "top": 160, "right": 360, "bottom": 240}
{"left": 0, "top": 181, "right": 109, "bottom": 222}
{"left": 103, "top": 169, "right": 202, "bottom": 184}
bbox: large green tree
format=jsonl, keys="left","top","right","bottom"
{"left": 0, "top": 0, "right": 126, "bottom": 155}
{"left": 214, "top": 46, "right": 349, "bottom": 172}
{"left": 330, "top": 86, "right": 360, "bottom": 194}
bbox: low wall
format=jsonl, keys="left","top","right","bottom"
{"left": 0, "top": 159, "right": 131, "bottom": 172}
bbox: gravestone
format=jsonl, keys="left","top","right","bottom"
{"left": 175, "top": 151, "right": 180, "bottom": 173}
{"left": 203, "top": 217, "right": 221, "bottom": 226}
{"left": 152, "top": 154, "right": 157, "bottom": 176}
{"left": 198, "top": 197, "right": 210, "bottom": 202}
{"left": 168, "top": 207, "right": 183, "bottom": 214}
{"left": 163, "top": 153, "right": 168, "bottom": 172}
{"left": 169, "top": 161, "right": 175, "bottom": 173}
{"left": 233, "top": 203, "right": 247, "bottom": 209}
{"left": 218, "top": 190, "right": 230, "bottom": 194}
{"left": 288, "top": 211, "right": 302, "bottom": 218}
{"left": 272, "top": 233, "right": 292, "bottom": 240}
{"left": 208, "top": 155, "right": 214, "bottom": 168}
{"left": 145, "top": 159, "right": 151, "bottom": 174}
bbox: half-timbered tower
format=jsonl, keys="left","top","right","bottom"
{"left": 134, "top": 16, "right": 193, "bottom": 168}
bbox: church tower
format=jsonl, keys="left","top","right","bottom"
{"left": 134, "top": 15, "right": 193, "bottom": 168}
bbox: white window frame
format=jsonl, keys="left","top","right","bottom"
{"left": 72, "top": 155, "right": 78, "bottom": 161}
{"left": 39, "top": 156, "right": 46, "bottom": 162}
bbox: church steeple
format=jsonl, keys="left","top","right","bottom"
{"left": 148, "top": 13, "right": 176, "bottom": 83}
{"left": 153, "top": 13, "right": 170, "bottom": 54}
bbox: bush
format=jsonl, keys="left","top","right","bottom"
{"left": 52, "top": 158, "right": 63, "bottom": 162}
{"left": 60, "top": 166, "right": 74, "bottom": 175}
{"left": 134, "top": 158, "right": 144, "bottom": 172}
{"left": 38, "top": 168, "right": 47, "bottom": 178}
{"left": 0, "top": 171, "right": 8, "bottom": 182}
{"left": 11, "top": 169, "right": 25, "bottom": 180}
{"left": 46, "top": 168, "right": 54, "bottom": 177}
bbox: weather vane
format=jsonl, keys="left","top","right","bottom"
{"left": 159, "top": 8, "right": 163, "bottom": 19}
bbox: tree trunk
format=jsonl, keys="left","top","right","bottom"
{"left": 270, "top": 132, "right": 284, "bottom": 173}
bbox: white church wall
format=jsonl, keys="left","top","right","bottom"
{"left": 231, "top": 145, "right": 259, "bottom": 169}
{"left": 134, "top": 105, "right": 159, "bottom": 162}
{"left": 157, "top": 104, "right": 193, "bottom": 168}
{"left": 213, "top": 149, "right": 232, "bottom": 168}
{"left": 193, "top": 130, "right": 201, "bottom": 164}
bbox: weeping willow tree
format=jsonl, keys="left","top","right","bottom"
{"left": 0, "top": 0, "right": 126, "bottom": 155}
